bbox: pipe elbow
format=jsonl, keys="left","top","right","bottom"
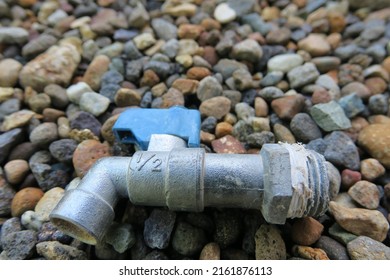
{"left": 50, "top": 157, "right": 131, "bottom": 245}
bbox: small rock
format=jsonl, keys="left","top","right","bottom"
{"left": 341, "top": 169, "right": 362, "bottom": 190}
{"left": 4, "top": 159, "right": 29, "bottom": 185}
{"left": 215, "top": 122, "right": 233, "bottom": 139}
{"left": 22, "top": 34, "right": 58, "bottom": 58}
{"left": 358, "top": 124, "right": 390, "bottom": 169}
{"left": 231, "top": 39, "right": 263, "bottom": 61}
{"left": 29, "top": 122, "right": 59, "bottom": 148}
{"left": 1, "top": 110, "right": 35, "bottom": 131}
{"left": 133, "top": 33, "right": 156, "bottom": 51}
{"left": 37, "top": 222, "right": 72, "bottom": 244}
{"left": 28, "top": 93, "right": 51, "bottom": 113}
{"left": 213, "top": 210, "right": 241, "bottom": 249}
{"left": 287, "top": 63, "right": 320, "bottom": 89}
{"left": 1, "top": 230, "right": 37, "bottom": 260}
{"left": 11, "top": 187, "right": 43, "bottom": 217}
{"left": 163, "top": 3, "right": 197, "bottom": 17}
{"left": 0, "top": 89, "right": 15, "bottom": 105}
{"left": 72, "top": 140, "right": 111, "bottom": 178}
{"left": 338, "top": 93, "right": 365, "bottom": 118}
{"left": 70, "top": 111, "right": 101, "bottom": 137}
{"left": 49, "top": 139, "right": 78, "bottom": 163}
{"left": 83, "top": 55, "right": 110, "bottom": 91}
{"left": 0, "top": 59, "right": 23, "bottom": 87}
{"left": 291, "top": 217, "right": 324, "bottom": 246}
{"left": 292, "top": 245, "right": 329, "bottom": 260}
{"left": 172, "top": 79, "right": 199, "bottom": 95}
{"left": 200, "top": 242, "right": 220, "bottom": 260}
{"left": 114, "top": 88, "right": 141, "bottom": 107}
{"left": 79, "top": 92, "right": 110, "bottom": 117}
{"left": 172, "top": 221, "right": 207, "bottom": 257}
{"left": 311, "top": 56, "right": 341, "bottom": 73}
{"left": 235, "top": 103, "right": 255, "bottom": 121}
{"left": 199, "top": 96, "right": 231, "bottom": 119}
{"left": 213, "top": 59, "right": 248, "bottom": 80}
{"left": 347, "top": 236, "right": 390, "bottom": 260}
{"left": 105, "top": 223, "right": 136, "bottom": 254}
{"left": 144, "top": 209, "right": 176, "bottom": 250}
{"left": 267, "top": 54, "right": 304, "bottom": 73}
{"left": 161, "top": 88, "right": 184, "bottom": 108}
{"left": 315, "top": 236, "right": 349, "bottom": 260}
{"left": 187, "top": 67, "right": 211, "bottom": 81}
{"left": 101, "top": 114, "right": 120, "bottom": 144}
{"left": 273, "top": 123, "right": 296, "bottom": 144}
{"left": 44, "top": 84, "right": 69, "bottom": 109}
{"left": 270, "top": 94, "right": 305, "bottom": 120}
{"left": 0, "top": 217, "right": 22, "bottom": 244}
{"left": 211, "top": 135, "right": 246, "bottom": 154}
{"left": 333, "top": 193, "right": 360, "bottom": 209}
{"left": 255, "top": 97, "right": 269, "bottom": 117}
{"left": 290, "top": 113, "right": 322, "bottom": 143}
{"left": 310, "top": 101, "right": 351, "bottom": 131}
{"left": 0, "top": 27, "right": 29, "bottom": 44}
{"left": 298, "top": 34, "right": 331, "bottom": 57}
{"left": 348, "top": 181, "right": 380, "bottom": 210}
{"left": 247, "top": 132, "right": 275, "bottom": 148}
{"left": 66, "top": 82, "right": 93, "bottom": 104}
{"left": 328, "top": 223, "right": 357, "bottom": 245}
{"left": 36, "top": 241, "right": 87, "bottom": 260}
{"left": 214, "top": 3, "right": 237, "bottom": 24}
{"left": 35, "top": 187, "right": 64, "bottom": 222}
{"left": 255, "top": 224, "right": 286, "bottom": 260}
{"left": 329, "top": 201, "right": 389, "bottom": 242}
{"left": 360, "top": 158, "right": 386, "bottom": 181}
{"left": 368, "top": 95, "right": 388, "bottom": 115}
{"left": 341, "top": 82, "right": 371, "bottom": 100}
{"left": 197, "top": 76, "right": 222, "bottom": 102}
{"left": 324, "top": 131, "right": 360, "bottom": 170}
{"left": 326, "top": 162, "right": 341, "bottom": 200}
{"left": 19, "top": 43, "right": 81, "bottom": 92}
{"left": 258, "top": 87, "right": 284, "bottom": 101}
{"left": 151, "top": 18, "right": 177, "bottom": 41}
{"left": 260, "top": 71, "right": 284, "bottom": 87}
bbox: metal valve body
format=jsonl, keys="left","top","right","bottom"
{"left": 50, "top": 107, "right": 330, "bottom": 245}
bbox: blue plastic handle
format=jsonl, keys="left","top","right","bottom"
{"left": 112, "top": 106, "right": 201, "bottom": 150}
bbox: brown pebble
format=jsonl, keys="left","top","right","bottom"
{"left": 211, "top": 135, "right": 246, "bottom": 154}
{"left": 114, "top": 88, "right": 141, "bottom": 107}
{"left": 199, "top": 96, "right": 231, "bottom": 120}
{"left": 202, "top": 46, "right": 218, "bottom": 66}
{"left": 171, "top": 78, "right": 199, "bottom": 95}
{"left": 215, "top": 122, "right": 233, "bottom": 138}
{"left": 161, "top": 88, "right": 185, "bottom": 108}
{"left": 140, "top": 69, "right": 160, "bottom": 88}
{"left": 11, "top": 187, "right": 44, "bottom": 217}
{"left": 273, "top": 123, "right": 296, "bottom": 144}
{"left": 270, "top": 94, "right": 305, "bottom": 120}
{"left": 178, "top": 24, "right": 204, "bottom": 40}
{"left": 254, "top": 97, "right": 268, "bottom": 117}
{"left": 383, "top": 57, "right": 390, "bottom": 75}
{"left": 186, "top": 67, "right": 211, "bottom": 80}
{"left": 328, "top": 11, "right": 346, "bottom": 33}
{"left": 298, "top": 34, "right": 331, "bottom": 57}
{"left": 72, "top": 140, "right": 112, "bottom": 178}
{"left": 292, "top": 245, "right": 329, "bottom": 260}
{"left": 42, "top": 108, "right": 66, "bottom": 122}
{"left": 348, "top": 180, "right": 380, "bottom": 210}
{"left": 341, "top": 169, "right": 362, "bottom": 190}
{"left": 368, "top": 115, "right": 390, "bottom": 125}
{"left": 360, "top": 158, "right": 386, "bottom": 181}
{"left": 4, "top": 159, "right": 30, "bottom": 185}
{"left": 199, "top": 242, "right": 220, "bottom": 260}
{"left": 365, "top": 77, "right": 387, "bottom": 95}
{"left": 82, "top": 54, "right": 110, "bottom": 91}
{"left": 200, "top": 131, "right": 215, "bottom": 144}
{"left": 101, "top": 114, "right": 120, "bottom": 144}
{"left": 311, "top": 88, "right": 332, "bottom": 104}
{"left": 291, "top": 217, "right": 324, "bottom": 246}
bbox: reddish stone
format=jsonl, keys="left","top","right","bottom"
{"left": 211, "top": 135, "right": 246, "bottom": 154}
{"left": 270, "top": 94, "right": 305, "bottom": 120}
{"left": 341, "top": 169, "right": 362, "bottom": 190}
{"left": 202, "top": 46, "right": 218, "bottom": 66}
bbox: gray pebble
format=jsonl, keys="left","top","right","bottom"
{"left": 160, "top": 39, "right": 179, "bottom": 59}
{"left": 223, "top": 90, "right": 242, "bottom": 109}
{"left": 95, "top": 241, "right": 126, "bottom": 260}
{"left": 290, "top": 113, "right": 322, "bottom": 143}
{"left": 151, "top": 18, "right": 177, "bottom": 41}
{"left": 21, "top": 210, "right": 42, "bottom": 231}
{"left": 255, "top": 224, "right": 286, "bottom": 260}
{"left": 113, "top": 29, "right": 138, "bottom": 42}
{"left": 246, "top": 132, "right": 275, "bottom": 148}
{"left": 123, "top": 41, "right": 143, "bottom": 60}
{"left": 366, "top": 44, "right": 386, "bottom": 64}
{"left": 315, "top": 236, "right": 349, "bottom": 260}
{"left": 105, "top": 223, "right": 136, "bottom": 254}
{"left": 0, "top": 27, "right": 28, "bottom": 44}
{"left": 37, "top": 222, "right": 72, "bottom": 244}
{"left": 361, "top": 21, "right": 385, "bottom": 41}
{"left": 260, "top": 71, "right": 284, "bottom": 87}
{"left": 232, "top": 120, "right": 254, "bottom": 142}
{"left": 0, "top": 178, "right": 16, "bottom": 216}
{"left": 143, "top": 209, "right": 176, "bottom": 249}
{"left": 101, "top": 70, "right": 124, "bottom": 86}
{"left": 29, "top": 123, "right": 58, "bottom": 148}
{"left": 30, "top": 162, "right": 69, "bottom": 191}
{"left": 310, "top": 101, "right": 351, "bottom": 132}
{"left": 100, "top": 83, "right": 121, "bottom": 102}
{"left": 347, "top": 236, "right": 390, "bottom": 260}
{"left": 143, "top": 250, "right": 169, "bottom": 260}
{"left": 235, "top": 102, "right": 255, "bottom": 120}
{"left": 201, "top": 116, "right": 217, "bottom": 133}
{"left": 144, "top": 61, "right": 172, "bottom": 79}
{"left": 49, "top": 139, "right": 78, "bottom": 163}
{"left": 338, "top": 93, "right": 365, "bottom": 118}
{"left": 70, "top": 111, "right": 102, "bottom": 137}
{"left": 324, "top": 131, "right": 360, "bottom": 170}
{"left": 213, "top": 210, "right": 242, "bottom": 249}
{"left": 1, "top": 230, "right": 37, "bottom": 260}
{"left": 213, "top": 59, "right": 248, "bottom": 80}
{"left": 0, "top": 217, "right": 22, "bottom": 247}
{"left": 368, "top": 94, "right": 388, "bottom": 115}
{"left": 44, "top": 84, "right": 69, "bottom": 109}
{"left": 0, "top": 128, "right": 24, "bottom": 164}
{"left": 197, "top": 76, "right": 223, "bottom": 102}
{"left": 22, "top": 34, "right": 57, "bottom": 58}
{"left": 306, "top": 138, "right": 327, "bottom": 155}
{"left": 172, "top": 221, "right": 207, "bottom": 257}
{"left": 0, "top": 99, "right": 21, "bottom": 121}
{"left": 241, "top": 13, "right": 272, "bottom": 35}
{"left": 287, "top": 63, "right": 320, "bottom": 89}
{"left": 258, "top": 86, "right": 284, "bottom": 102}
{"left": 334, "top": 44, "right": 362, "bottom": 61}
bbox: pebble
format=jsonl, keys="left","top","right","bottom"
{"left": 292, "top": 245, "right": 329, "bottom": 260}
{"left": 291, "top": 217, "right": 324, "bottom": 246}
{"left": 213, "top": 210, "right": 241, "bottom": 249}
{"left": 187, "top": 67, "right": 211, "bottom": 81}
{"left": 79, "top": 92, "right": 110, "bottom": 117}
{"left": 199, "top": 96, "right": 231, "bottom": 120}
{"left": 28, "top": 93, "right": 51, "bottom": 114}
{"left": 172, "top": 221, "right": 207, "bottom": 257}
{"left": 365, "top": 77, "right": 387, "bottom": 95}
{"left": 4, "top": 159, "right": 29, "bottom": 185}
{"left": 328, "top": 223, "right": 357, "bottom": 245}
{"left": 37, "top": 222, "right": 72, "bottom": 244}
{"left": 311, "top": 56, "right": 341, "bottom": 73}
{"left": 290, "top": 113, "right": 322, "bottom": 143}
{"left": 214, "top": 3, "right": 237, "bottom": 24}
{"left": 246, "top": 132, "right": 275, "bottom": 148}
{"left": 329, "top": 201, "right": 389, "bottom": 242}
{"left": 0, "top": 59, "right": 22, "bottom": 87}
{"left": 11, "top": 187, "right": 43, "bottom": 217}
{"left": 9, "top": 142, "right": 36, "bottom": 162}
{"left": 270, "top": 94, "right": 305, "bottom": 120}
{"left": 341, "top": 82, "right": 371, "bottom": 100}
{"left": 258, "top": 86, "right": 284, "bottom": 101}
{"left": 360, "top": 158, "right": 386, "bottom": 181}
{"left": 1, "top": 230, "right": 37, "bottom": 260}
{"left": 144, "top": 209, "right": 176, "bottom": 250}
{"left": 254, "top": 97, "right": 269, "bottom": 117}
{"left": 358, "top": 124, "right": 390, "bottom": 169}
{"left": 324, "top": 131, "right": 360, "bottom": 170}
{"left": 310, "top": 101, "right": 352, "bottom": 131}
{"left": 29, "top": 122, "right": 58, "bottom": 148}
{"left": 267, "top": 54, "right": 303, "bottom": 73}
{"left": 273, "top": 123, "right": 296, "bottom": 144}
{"left": 83, "top": 55, "right": 110, "bottom": 91}
{"left": 341, "top": 169, "right": 362, "bottom": 190}
{"left": 1, "top": 110, "right": 35, "bottom": 132}
{"left": 213, "top": 59, "right": 248, "bottom": 80}
{"left": 231, "top": 39, "right": 263, "bottom": 62}
{"left": 211, "top": 135, "right": 246, "bottom": 154}
{"left": 333, "top": 192, "right": 360, "bottom": 209}
{"left": 347, "top": 236, "right": 390, "bottom": 260}
{"left": 161, "top": 88, "right": 184, "bottom": 108}
{"left": 0, "top": 27, "right": 29, "bottom": 44}
{"left": 368, "top": 95, "right": 389, "bottom": 115}
{"left": 287, "top": 63, "right": 320, "bottom": 89}
{"left": 151, "top": 18, "right": 177, "bottom": 41}
{"left": 348, "top": 180, "right": 380, "bottom": 210}
{"left": 0, "top": 172, "right": 16, "bottom": 216}
{"left": 298, "top": 34, "right": 331, "bottom": 57}
{"left": 105, "top": 223, "right": 136, "bottom": 254}
{"left": 70, "top": 111, "right": 101, "bottom": 137}
{"left": 36, "top": 241, "right": 87, "bottom": 260}
{"left": 19, "top": 43, "right": 81, "bottom": 92}
{"left": 255, "top": 224, "right": 286, "bottom": 260}
{"left": 44, "top": 84, "right": 69, "bottom": 109}
{"left": 315, "top": 236, "right": 349, "bottom": 260}
{"left": 200, "top": 242, "right": 220, "bottom": 260}
{"left": 171, "top": 79, "right": 199, "bottom": 95}
{"left": 34, "top": 187, "right": 64, "bottom": 222}
{"left": 49, "top": 139, "right": 78, "bottom": 164}
{"left": 197, "top": 76, "right": 222, "bottom": 102}
{"left": 235, "top": 103, "right": 255, "bottom": 121}
{"left": 215, "top": 122, "right": 233, "bottom": 139}
{"left": 338, "top": 93, "right": 365, "bottom": 118}
{"left": 72, "top": 140, "right": 111, "bottom": 178}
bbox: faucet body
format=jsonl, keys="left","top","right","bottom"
{"left": 50, "top": 107, "right": 330, "bottom": 245}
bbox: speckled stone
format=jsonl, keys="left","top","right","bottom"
{"left": 211, "top": 135, "right": 246, "bottom": 154}
{"left": 255, "top": 224, "right": 286, "bottom": 260}
{"left": 36, "top": 241, "right": 87, "bottom": 260}
{"left": 347, "top": 236, "right": 390, "bottom": 260}
{"left": 315, "top": 236, "right": 349, "bottom": 260}
{"left": 144, "top": 209, "right": 176, "bottom": 250}
{"left": 291, "top": 217, "right": 324, "bottom": 246}
{"left": 347, "top": 180, "right": 380, "bottom": 209}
